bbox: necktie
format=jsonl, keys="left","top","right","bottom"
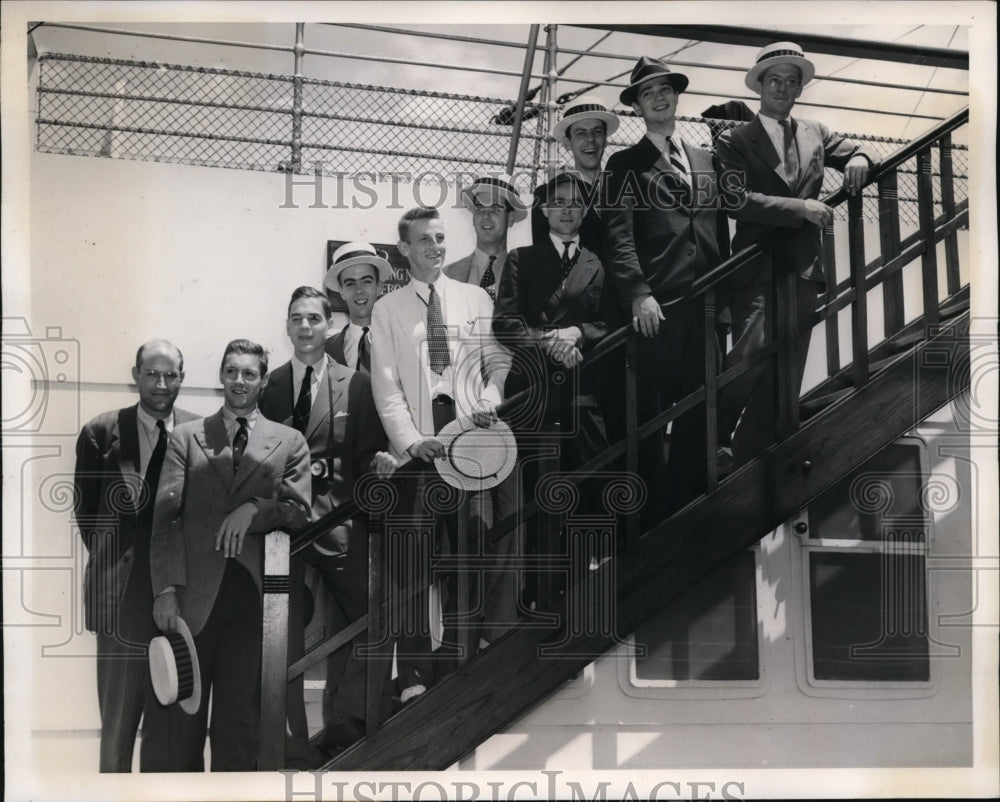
{"left": 140, "top": 419, "right": 168, "bottom": 518}
{"left": 427, "top": 282, "right": 451, "bottom": 374}
{"left": 356, "top": 326, "right": 370, "bottom": 373}
{"left": 480, "top": 255, "right": 497, "bottom": 301}
{"left": 781, "top": 120, "right": 800, "bottom": 184}
{"left": 233, "top": 417, "right": 248, "bottom": 471}
{"left": 666, "top": 136, "right": 690, "bottom": 186}
{"left": 292, "top": 365, "right": 312, "bottom": 434}
{"left": 560, "top": 241, "right": 575, "bottom": 281}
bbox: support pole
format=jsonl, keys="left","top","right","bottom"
{"left": 506, "top": 24, "right": 541, "bottom": 177}
{"left": 291, "top": 22, "right": 305, "bottom": 173}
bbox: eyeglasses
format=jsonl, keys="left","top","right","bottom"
{"left": 764, "top": 76, "right": 802, "bottom": 91}
{"left": 141, "top": 369, "right": 182, "bottom": 383}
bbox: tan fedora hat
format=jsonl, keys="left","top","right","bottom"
{"left": 149, "top": 615, "right": 202, "bottom": 715}
{"left": 435, "top": 417, "right": 518, "bottom": 491}
{"left": 325, "top": 241, "right": 393, "bottom": 293}
{"left": 745, "top": 41, "right": 816, "bottom": 92}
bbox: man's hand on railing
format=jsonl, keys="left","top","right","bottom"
{"left": 153, "top": 588, "right": 180, "bottom": 633}
{"left": 542, "top": 327, "right": 584, "bottom": 368}
{"left": 215, "top": 501, "right": 257, "bottom": 557}
{"left": 407, "top": 438, "right": 445, "bottom": 462}
{"left": 371, "top": 450, "right": 399, "bottom": 477}
{"left": 632, "top": 294, "right": 665, "bottom": 338}
{"left": 800, "top": 198, "right": 835, "bottom": 227}
{"left": 842, "top": 154, "right": 870, "bottom": 196}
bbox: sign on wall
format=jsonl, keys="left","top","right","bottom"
{"left": 325, "top": 240, "right": 410, "bottom": 312}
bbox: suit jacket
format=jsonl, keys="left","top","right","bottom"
{"left": 493, "top": 239, "right": 615, "bottom": 408}
{"left": 74, "top": 403, "right": 199, "bottom": 633}
{"left": 325, "top": 324, "right": 371, "bottom": 374}
{"left": 150, "top": 408, "right": 311, "bottom": 635}
{"left": 530, "top": 173, "right": 604, "bottom": 255}
{"left": 602, "top": 135, "right": 731, "bottom": 306}
{"left": 371, "top": 274, "right": 510, "bottom": 459}
{"left": 716, "top": 114, "right": 876, "bottom": 286}
{"left": 259, "top": 356, "right": 386, "bottom": 522}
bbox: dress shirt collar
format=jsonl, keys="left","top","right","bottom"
{"left": 222, "top": 405, "right": 259, "bottom": 440}
{"left": 549, "top": 232, "right": 581, "bottom": 261}
{"left": 137, "top": 403, "right": 174, "bottom": 435}
{"left": 408, "top": 273, "right": 447, "bottom": 301}
{"left": 291, "top": 353, "right": 327, "bottom": 390}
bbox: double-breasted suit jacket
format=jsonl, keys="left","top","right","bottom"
{"left": 716, "top": 114, "right": 876, "bottom": 288}
{"left": 260, "top": 356, "right": 385, "bottom": 524}
{"left": 371, "top": 274, "right": 509, "bottom": 460}
{"left": 602, "top": 135, "right": 730, "bottom": 306}
{"left": 150, "top": 409, "right": 311, "bottom": 635}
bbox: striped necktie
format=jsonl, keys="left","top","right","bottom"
{"left": 666, "top": 136, "right": 690, "bottom": 187}
{"left": 781, "top": 119, "right": 800, "bottom": 184}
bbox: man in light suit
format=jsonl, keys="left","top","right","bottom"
{"left": 149, "top": 339, "right": 311, "bottom": 771}
{"left": 324, "top": 242, "right": 393, "bottom": 374}
{"left": 372, "top": 206, "right": 516, "bottom": 699}
{"left": 530, "top": 95, "right": 619, "bottom": 254}
{"left": 716, "top": 42, "right": 874, "bottom": 463}
{"left": 259, "top": 284, "right": 395, "bottom": 755}
{"left": 602, "top": 55, "right": 731, "bottom": 522}
{"left": 496, "top": 173, "right": 618, "bottom": 585}
{"left": 444, "top": 173, "right": 526, "bottom": 302}
{"left": 73, "top": 340, "right": 197, "bottom": 772}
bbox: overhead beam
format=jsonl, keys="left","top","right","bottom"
{"left": 577, "top": 25, "right": 969, "bottom": 70}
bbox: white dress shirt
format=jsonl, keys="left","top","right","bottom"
{"left": 291, "top": 353, "right": 327, "bottom": 410}
{"left": 342, "top": 322, "right": 369, "bottom": 371}
{"left": 136, "top": 405, "right": 175, "bottom": 477}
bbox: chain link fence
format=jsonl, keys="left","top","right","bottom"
{"left": 36, "top": 52, "right": 968, "bottom": 226}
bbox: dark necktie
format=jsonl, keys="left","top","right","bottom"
{"left": 140, "top": 419, "right": 168, "bottom": 519}
{"left": 356, "top": 326, "right": 370, "bottom": 372}
{"left": 233, "top": 417, "right": 248, "bottom": 471}
{"left": 292, "top": 365, "right": 312, "bottom": 434}
{"left": 427, "top": 282, "right": 451, "bottom": 374}
{"left": 666, "top": 136, "right": 690, "bottom": 186}
{"left": 480, "top": 255, "right": 497, "bottom": 300}
{"left": 560, "top": 240, "right": 576, "bottom": 281}
{"left": 781, "top": 120, "right": 800, "bottom": 184}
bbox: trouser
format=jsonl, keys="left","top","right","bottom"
{"left": 142, "top": 561, "right": 262, "bottom": 772}
{"left": 94, "top": 560, "right": 158, "bottom": 772}
{"left": 725, "top": 273, "right": 820, "bottom": 464}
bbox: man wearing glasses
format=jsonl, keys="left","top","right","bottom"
{"left": 73, "top": 340, "right": 198, "bottom": 771}
{"left": 716, "top": 42, "right": 875, "bottom": 464}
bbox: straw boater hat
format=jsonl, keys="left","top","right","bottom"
{"left": 745, "top": 41, "right": 816, "bottom": 92}
{"left": 551, "top": 95, "right": 620, "bottom": 142}
{"left": 619, "top": 55, "right": 689, "bottom": 105}
{"left": 460, "top": 174, "right": 528, "bottom": 223}
{"left": 434, "top": 417, "right": 518, "bottom": 492}
{"left": 148, "top": 616, "right": 202, "bottom": 715}
{"left": 324, "top": 241, "right": 393, "bottom": 293}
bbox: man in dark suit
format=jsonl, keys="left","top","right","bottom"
{"left": 324, "top": 241, "right": 393, "bottom": 374}
{"left": 260, "top": 285, "right": 396, "bottom": 755}
{"left": 444, "top": 173, "right": 527, "bottom": 301}
{"left": 716, "top": 42, "right": 874, "bottom": 463}
{"left": 496, "top": 172, "right": 617, "bottom": 583}
{"left": 530, "top": 95, "right": 619, "bottom": 254}
{"left": 149, "top": 339, "right": 311, "bottom": 771}
{"left": 602, "top": 55, "right": 731, "bottom": 521}
{"left": 73, "top": 340, "right": 197, "bottom": 772}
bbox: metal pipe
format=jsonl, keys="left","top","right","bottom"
{"left": 291, "top": 23, "right": 305, "bottom": 173}
{"left": 332, "top": 22, "right": 531, "bottom": 51}
{"left": 38, "top": 22, "right": 294, "bottom": 52}
{"left": 544, "top": 25, "right": 559, "bottom": 180}
{"left": 506, "top": 24, "right": 540, "bottom": 177}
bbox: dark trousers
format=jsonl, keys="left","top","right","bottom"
{"left": 94, "top": 559, "right": 158, "bottom": 772}
{"left": 142, "top": 561, "right": 262, "bottom": 772}
{"left": 725, "top": 273, "right": 820, "bottom": 464}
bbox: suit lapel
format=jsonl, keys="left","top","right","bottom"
{"left": 306, "top": 356, "right": 345, "bottom": 440}
{"left": 269, "top": 362, "right": 295, "bottom": 425}
{"left": 232, "top": 418, "right": 281, "bottom": 493}
{"left": 115, "top": 406, "right": 140, "bottom": 479}
{"left": 560, "top": 247, "right": 601, "bottom": 305}
{"left": 748, "top": 115, "right": 786, "bottom": 185}
{"left": 792, "top": 118, "right": 822, "bottom": 195}
{"left": 327, "top": 325, "right": 348, "bottom": 366}
{"left": 195, "top": 410, "right": 234, "bottom": 487}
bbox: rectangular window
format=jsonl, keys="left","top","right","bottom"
{"left": 633, "top": 549, "right": 760, "bottom": 682}
{"left": 801, "top": 439, "right": 932, "bottom": 685}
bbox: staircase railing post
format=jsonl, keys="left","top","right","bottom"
{"left": 916, "top": 147, "right": 941, "bottom": 327}
{"left": 455, "top": 494, "right": 472, "bottom": 665}
{"left": 365, "top": 511, "right": 386, "bottom": 737}
{"left": 537, "top": 421, "right": 561, "bottom": 611}
{"left": 772, "top": 256, "right": 799, "bottom": 441}
{"left": 821, "top": 221, "right": 841, "bottom": 376}
{"left": 703, "top": 290, "right": 720, "bottom": 492}
{"left": 259, "top": 530, "right": 290, "bottom": 770}
{"left": 624, "top": 334, "right": 639, "bottom": 548}
{"left": 847, "top": 190, "right": 870, "bottom": 387}
{"left": 938, "top": 134, "right": 962, "bottom": 296}
{"left": 878, "top": 170, "right": 904, "bottom": 338}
